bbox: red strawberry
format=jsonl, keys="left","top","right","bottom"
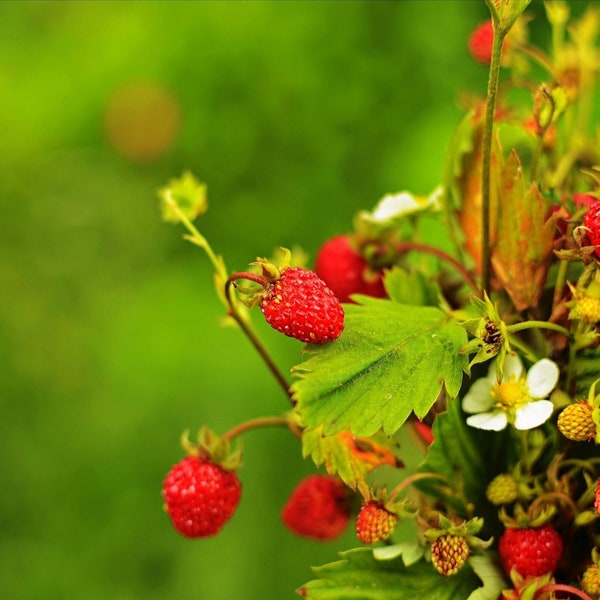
{"left": 315, "top": 235, "right": 387, "bottom": 304}
{"left": 260, "top": 266, "right": 344, "bottom": 343}
{"left": 355, "top": 500, "right": 398, "bottom": 544}
{"left": 468, "top": 20, "right": 495, "bottom": 65}
{"left": 498, "top": 525, "right": 563, "bottom": 578}
{"left": 281, "top": 475, "right": 351, "bottom": 540}
{"left": 583, "top": 201, "right": 600, "bottom": 257}
{"left": 162, "top": 455, "right": 242, "bottom": 538}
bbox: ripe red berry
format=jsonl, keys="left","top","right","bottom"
{"left": 468, "top": 20, "right": 495, "bottom": 65}
{"left": 281, "top": 475, "right": 351, "bottom": 540}
{"left": 315, "top": 235, "right": 387, "bottom": 304}
{"left": 583, "top": 201, "right": 600, "bottom": 257}
{"left": 260, "top": 266, "right": 344, "bottom": 343}
{"left": 162, "top": 456, "right": 242, "bottom": 538}
{"left": 355, "top": 500, "right": 398, "bottom": 544}
{"left": 498, "top": 525, "right": 563, "bottom": 578}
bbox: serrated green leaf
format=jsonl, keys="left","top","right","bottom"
{"left": 383, "top": 267, "right": 440, "bottom": 306}
{"left": 416, "top": 398, "right": 514, "bottom": 530}
{"left": 291, "top": 298, "right": 468, "bottom": 437}
{"left": 302, "top": 426, "right": 400, "bottom": 495}
{"left": 298, "top": 547, "right": 481, "bottom": 599}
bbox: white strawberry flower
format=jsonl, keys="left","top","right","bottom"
{"left": 363, "top": 187, "right": 442, "bottom": 224}
{"left": 462, "top": 354, "right": 559, "bottom": 431}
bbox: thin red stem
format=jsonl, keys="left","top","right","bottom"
{"left": 394, "top": 242, "right": 479, "bottom": 292}
{"left": 223, "top": 415, "right": 301, "bottom": 442}
{"left": 535, "top": 584, "right": 592, "bottom": 600}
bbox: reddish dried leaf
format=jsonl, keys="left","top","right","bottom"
{"left": 491, "top": 151, "right": 555, "bottom": 311}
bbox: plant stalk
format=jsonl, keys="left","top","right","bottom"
{"left": 480, "top": 19, "right": 508, "bottom": 295}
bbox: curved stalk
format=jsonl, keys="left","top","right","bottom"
{"left": 223, "top": 415, "right": 301, "bottom": 442}
{"left": 225, "top": 276, "right": 292, "bottom": 400}
{"left": 394, "top": 241, "right": 479, "bottom": 292}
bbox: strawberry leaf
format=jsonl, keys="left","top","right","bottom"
{"left": 302, "top": 426, "right": 401, "bottom": 496}
{"left": 291, "top": 297, "right": 467, "bottom": 437}
{"left": 298, "top": 548, "right": 481, "bottom": 599}
{"left": 383, "top": 266, "right": 440, "bottom": 306}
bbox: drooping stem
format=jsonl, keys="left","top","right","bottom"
{"left": 535, "top": 584, "right": 592, "bottom": 600}
{"left": 388, "top": 472, "right": 453, "bottom": 502}
{"left": 480, "top": 18, "right": 508, "bottom": 296}
{"left": 225, "top": 275, "right": 292, "bottom": 400}
{"left": 528, "top": 490, "right": 579, "bottom": 518}
{"left": 394, "top": 241, "right": 479, "bottom": 292}
{"left": 223, "top": 415, "right": 301, "bottom": 442}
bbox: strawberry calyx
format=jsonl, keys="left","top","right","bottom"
{"left": 226, "top": 249, "right": 293, "bottom": 309}
{"left": 180, "top": 426, "right": 243, "bottom": 472}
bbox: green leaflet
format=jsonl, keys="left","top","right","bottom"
{"left": 298, "top": 548, "right": 481, "bottom": 599}
{"left": 291, "top": 298, "right": 468, "bottom": 437}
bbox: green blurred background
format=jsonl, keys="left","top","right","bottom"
{"left": 0, "top": 1, "right": 557, "bottom": 598}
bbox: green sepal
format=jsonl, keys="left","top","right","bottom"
{"left": 180, "top": 426, "right": 243, "bottom": 471}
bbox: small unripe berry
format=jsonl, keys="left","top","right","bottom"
{"left": 355, "top": 501, "right": 398, "bottom": 544}
{"left": 572, "top": 295, "right": 600, "bottom": 324}
{"left": 486, "top": 473, "right": 518, "bottom": 505}
{"left": 557, "top": 402, "right": 596, "bottom": 442}
{"left": 582, "top": 564, "right": 600, "bottom": 599}
{"left": 430, "top": 534, "right": 470, "bottom": 577}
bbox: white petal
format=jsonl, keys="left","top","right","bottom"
{"left": 514, "top": 400, "right": 554, "bottom": 430}
{"left": 462, "top": 378, "right": 495, "bottom": 413}
{"left": 466, "top": 411, "right": 508, "bottom": 431}
{"left": 502, "top": 354, "right": 524, "bottom": 381}
{"left": 526, "top": 359, "right": 559, "bottom": 399}
{"left": 372, "top": 192, "right": 419, "bottom": 221}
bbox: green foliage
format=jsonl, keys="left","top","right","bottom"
{"left": 383, "top": 266, "right": 440, "bottom": 306}
{"left": 292, "top": 298, "right": 468, "bottom": 437}
{"left": 415, "top": 399, "right": 513, "bottom": 530}
{"left": 301, "top": 426, "right": 400, "bottom": 495}
{"left": 299, "top": 548, "right": 482, "bottom": 599}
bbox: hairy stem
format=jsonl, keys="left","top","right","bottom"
{"left": 480, "top": 19, "right": 507, "bottom": 295}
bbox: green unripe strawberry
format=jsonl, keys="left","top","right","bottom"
{"left": 486, "top": 473, "right": 518, "bottom": 505}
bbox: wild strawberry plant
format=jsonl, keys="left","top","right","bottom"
{"left": 159, "top": 1, "right": 600, "bottom": 598}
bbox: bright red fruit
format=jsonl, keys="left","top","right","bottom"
{"left": 260, "top": 266, "right": 344, "bottom": 343}
{"left": 281, "top": 475, "right": 351, "bottom": 540}
{"left": 315, "top": 235, "right": 386, "bottom": 303}
{"left": 468, "top": 20, "right": 495, "bottom": 65}
{"left": 498, "top": 525, "right": 563, "bottom": 578}
{"left": 162, "top": 456, "right": 242, "bottom": 538}
{"left": 583, "top": 201, "right": 600, "bottom": 257}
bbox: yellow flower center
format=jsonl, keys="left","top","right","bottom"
{"left": 491, "top": 376, "right": 529, "bottom": 409}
